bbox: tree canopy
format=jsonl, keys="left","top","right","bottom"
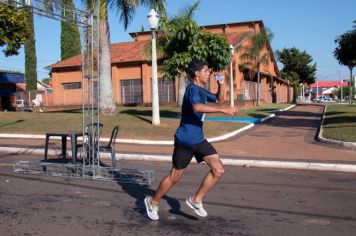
{"left": 276, "top": 47, "right": 316, "bottom": 103}
{"left": 334, "top": 20, "right": 356, "bottom": 104}
{"left": 239, "top": 28, "right": 273, "bottom": 106}
{"left": 156, "top": 0, "right": 230, "bottom": 106}
{"left": 83, "top": 0, "right": 167, "bottom": 116}
{"left": 276, "top": 47, "right": 316, "bottom": 85}
{"left": 0, "top": 4, "right": 29, "bottom": 56}
{"left": 239, "top": 29, "right": 273, "bottom": 70}
{"left": 334, "top": 20, "right": 356, "bottom": 71}
{"left": 158, "top": 2, "right": 231, "bottom": 80}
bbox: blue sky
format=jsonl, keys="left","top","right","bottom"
{"left": 1, "top": 0, "right": 355, "bottom": 81}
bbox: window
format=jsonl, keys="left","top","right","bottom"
{"left": 243, "top": 81, "right": 258, "bottom": 101}
{"left": 44, "top": 88, "right": 53, "bottom": 93}
{"left": 158, "top": 78, "right": 176, "bottom": 104}
{"left": 62, "top": 82, "right": 81, "bottom": 90}
{"left": 121, "top": 79, "right": 142, "bottom": 104}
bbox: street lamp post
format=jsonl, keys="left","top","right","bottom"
{"left": 299, "top": 83, "right": 303, "bottom": 102}
{"left": 148, "top": 9, "right": 160, "bottom": 125}
{"left": 316, "top": 77, "right": 319, "bottom": 100}
{"left": 340, "top": 79, "right": 343, "bottom": 101}
{"left": 229, "top": 44, "right": 235, "bottom": 107}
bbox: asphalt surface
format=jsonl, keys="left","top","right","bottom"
{"left": 1, "top": 153, "right": 356, "bottom": 236}
{"left": 1, "top": 104, "right": 356, "bottom": 235}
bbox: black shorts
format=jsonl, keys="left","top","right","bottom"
{"left": 172, "top": 139, "right": 217, "bottom": 169}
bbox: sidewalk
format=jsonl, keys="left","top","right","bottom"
{"left": 1, "top": 104, "right": 356, "bottom": 172}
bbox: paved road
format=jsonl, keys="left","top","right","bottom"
{"left": 1, "top": 153, "right": 356, "bottom": 236}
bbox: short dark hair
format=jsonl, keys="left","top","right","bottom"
{"left": 186, "top": 60, "right": 208, "bottom": 79}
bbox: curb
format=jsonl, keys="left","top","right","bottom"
{"left": 1, "top": 146, "right": 356, "bottom": 173}
{"left": 318, "top": 105, "right": 356, "bottom": 149}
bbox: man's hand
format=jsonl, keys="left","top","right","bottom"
{"left": 221, "top": 106, "right": 238, "bottom": 116}
{"left": 217, "top": 79, "right": 224, "bottom": 85}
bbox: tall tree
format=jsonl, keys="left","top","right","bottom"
{"left": 239, "top": 28, "right": 273, "bottom": 106}
{"left": 24, "top": 8, "right": 37, "bottom": 92}
{"left": 61, "top": 0, "right": 81, "bottom": 60}
{"left": 158, "top": 0, "right": 230, "bottom": 106}
{"left": 334, "top": 20, "right": 356, "bottom": 105}
{"left": 276, "top": 47, "right": 316, "bottom": 102}
{"left": 158, "top": 1, "right": 200, "bottom": 106}
{"left": 85, "top": 0, "right": 166, "bottom": 116}
{"left": 0, "top": 4, "right": 29, "bottom": 56}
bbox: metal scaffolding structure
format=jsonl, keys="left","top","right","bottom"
{"left": 0, "top": 0, "right": 92, "bottom": 27}
{"left": 13, "top": 161, "right": 154, "bottom": 185}
{"left": 2, "top": 0, "right": 154, "bottom": 185}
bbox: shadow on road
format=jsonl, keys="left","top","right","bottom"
{"left": 116, "top": 181, "right": 198, "bottom": 221}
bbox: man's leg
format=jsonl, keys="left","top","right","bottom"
{"left": 150, "top": 167, "right": 184, "bottom": 205}
{"left": 192, "top": 154, "right": 224, "bottom": 203}
{"left": 144, "top": 167, "right": 184, "bottom": 220}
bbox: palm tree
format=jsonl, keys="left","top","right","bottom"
{"left": 239, "top": 28, "right": 273, "bottom": 106}
{"left": 83, "top": 0, "right": 166, "bottom": 116}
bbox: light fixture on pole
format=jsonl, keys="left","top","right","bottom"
{"left": 229, "top": 44, "right": 235, "bottom": 107}
{"left": 147, "top": 9, "right": 160, "bottom": 125}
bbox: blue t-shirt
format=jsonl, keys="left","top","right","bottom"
{"left": 175, "top": 83, "right": 217, "bottom": 146}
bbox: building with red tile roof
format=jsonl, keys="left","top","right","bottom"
{"left": 48, "top": 20, "right": 292, "bottom": 107}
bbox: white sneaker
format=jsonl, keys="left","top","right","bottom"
{"left": 185, "top": 196, "right": 208, "bottom": 217}
{"left": 144, "top": 196, "right": 159, "bottom": 220}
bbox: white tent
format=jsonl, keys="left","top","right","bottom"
{"left": 322, "top": 87, "right": 337, "bottom": 97}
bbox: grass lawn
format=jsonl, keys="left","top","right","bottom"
{"left": 0, "top": 103, "right": 292, "bottom": 140}
{"left": 322, "top": 104, "right": 356, "bottom": 142}
{"left": 239, "top": 103, "right": 292, "bottom": 118}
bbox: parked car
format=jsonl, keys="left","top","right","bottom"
{"left": 313, "top": 98, "right": 322, "bottom": 103}
{"left": 320, "top": 97, "right": 335, "bottom": 103}
{"left": 16, "top": 100, "right": 25, "bottom": 108}
{"left": 313, "top": 96, "right": 335, "bottom": 103}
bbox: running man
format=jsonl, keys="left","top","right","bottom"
{"left": 144, "top": 60, "right": 238, "bottom": 220}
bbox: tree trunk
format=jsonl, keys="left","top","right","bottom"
{"left": 292, "top": 84, "right": 297, "bottom": 103}
{"left": 177, "top": 72, "right": 186, "bottom": 107}
{"left": 349, "top": 67, "right": 354, "bottom": 105}
{"left": 25, "top": 10, "right": 37, "bottom": 93}
{"left": 257, "top": 70, "right": 261, "bottom": 106}
{"left": 99, "top": 19, "right": 117, "bottom": 116}
{"left": 287, "top": 80, "right": 290, "bottom": 103}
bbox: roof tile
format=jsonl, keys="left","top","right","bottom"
{"left": 51, "top": 32, "right": 249, "bottom": 69}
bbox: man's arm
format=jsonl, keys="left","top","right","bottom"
{"left": 193, "top": 103, "right": 237, "bottom": 116}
